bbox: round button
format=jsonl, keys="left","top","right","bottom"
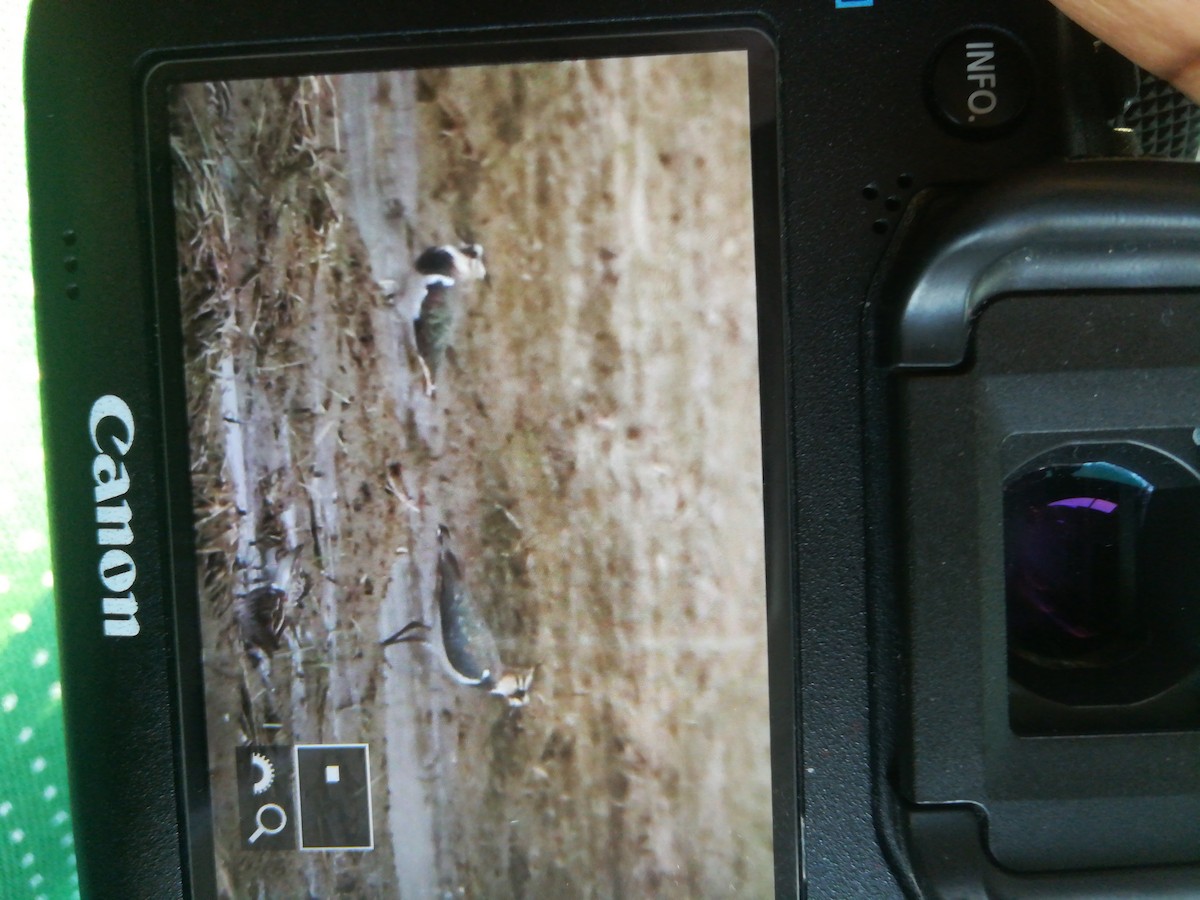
{"left": 928, "top": 26, "right": 1035, "bottom": 136}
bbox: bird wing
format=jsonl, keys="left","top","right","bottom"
{"left": 436, "top": 542, "right": 501, "bottom": 684}
{"left": 413, "top": 279, "right": 455, "bottom": 370}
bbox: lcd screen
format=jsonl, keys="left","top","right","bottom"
{"left": 169, "top": 44, "right": 776, "bottom": 897}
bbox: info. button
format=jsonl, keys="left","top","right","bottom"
{"left": 928, "top": 26, "right": 1035, "bottom": 136}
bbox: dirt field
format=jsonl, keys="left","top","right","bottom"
{"left": 172, "top": 52, "right": 771, "bottom": 899}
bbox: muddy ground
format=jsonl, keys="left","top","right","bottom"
{"left": 173, "top": 52, "right": 771, "bottom": 899}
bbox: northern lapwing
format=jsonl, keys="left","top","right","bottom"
{"left": 234, "top": 583, "right": 287, "bottom": 656}
{"left": 234, "top": 550, "right": 304, "bottom": 742}
{"left": 234, "top": 547, "right": 309, "bottom": 658}
{"left": 382, "top": 524, "right": 533, "bottom": 707}
{"left": 411, "top": 243, "right": 486, "bottom": 396}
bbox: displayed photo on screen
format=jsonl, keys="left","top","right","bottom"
{"left": 169, "top": 48, "right": 773, "bottom": 897}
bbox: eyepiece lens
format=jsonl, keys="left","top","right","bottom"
{"left": 1004, "top": 464, "right": 1149, "bottom": 672}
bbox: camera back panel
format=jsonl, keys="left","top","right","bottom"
{"left": 24, "top": 0, "right": 1200, "bottom": 897}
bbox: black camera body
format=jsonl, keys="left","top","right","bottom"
{"left": 24, "top": 0, "right": 1200, "bottom": 897}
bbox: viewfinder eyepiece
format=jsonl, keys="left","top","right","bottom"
{"left": 1004, "top": 443, "right": 1200, "bottom": 730}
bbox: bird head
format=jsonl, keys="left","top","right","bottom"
{"left": 490, "top": 666, "right": 535, "bottom": 708}
{"left": 414, "top": 243, "right": 487, "bottom": 284}
{"left": 454, "top": 243, "right": 487, "bottom": 283}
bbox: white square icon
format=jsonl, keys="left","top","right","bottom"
{"left": 325, "top": 765, "right": 341, "bottom": 784}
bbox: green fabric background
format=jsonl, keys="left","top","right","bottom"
{"left": 0, "top": 3, "right": 80, "bottom": 898}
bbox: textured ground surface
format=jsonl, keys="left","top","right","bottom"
{"left": 172, "top": 52, "right": 771, "bottom": 899}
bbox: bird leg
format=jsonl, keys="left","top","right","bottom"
{"left": 417, "top": 355, "right": 437, "bottom": 398}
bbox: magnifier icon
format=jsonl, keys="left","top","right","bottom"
{"left": 249, "top": 802, "right": 287, "bottom": 844}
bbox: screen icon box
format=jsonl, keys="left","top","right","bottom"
{"left": 294, "top": 744, "right": 374, "bottom": 852}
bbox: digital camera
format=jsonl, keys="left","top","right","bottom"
{"left": 24, "top": 0, "right": 1200, "bottom": 896}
